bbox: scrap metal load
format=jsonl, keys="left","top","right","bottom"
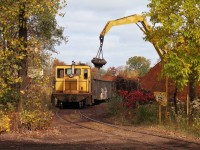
{"left": 91, "top": 35, "right": 107, "bottom": 69}
{"left": 91, "top": 57, "right": 107, "bottom": 69}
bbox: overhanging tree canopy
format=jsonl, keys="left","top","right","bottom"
{"left": 146, "top": 0, "right": 200, "bottom": 101}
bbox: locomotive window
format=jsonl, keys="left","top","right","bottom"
{"left": 84, "top": 69, "right": 88, "bottom": 79}
{"left": 65, "top": 68, "right": 72, "bottom": 75}
{"left": 65, "top": 68, "right": 81, "bottom": 75}
{"left": 75, "top": 69, "right": 81, "bottom": 75}
{"left": 57, "top": 68, "right": 64, "bottom": 78}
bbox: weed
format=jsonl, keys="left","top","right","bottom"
{"left": 133, "top": 103, "right": 158, "bottom": 125}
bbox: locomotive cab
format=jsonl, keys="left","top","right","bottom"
{"left": 52, "top": 63, "right": 94, "bottom": 108}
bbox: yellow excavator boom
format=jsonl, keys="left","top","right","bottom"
{"left": 100, "top": 14, "right": 150, "bottom": 36}
{"left": 91, "top": 14, "right": 167, "bottom": 68}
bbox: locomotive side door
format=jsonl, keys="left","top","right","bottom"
{"left": 79, "top": 67, "right": 91, "bottom": 93}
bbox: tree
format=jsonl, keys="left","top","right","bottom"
{"left": 0, "top": 0, "right": 67, "bottom": 110}
{"left": 126, "top": 56, "right": 151, "bottom": 77}
{"left": 146, "top": 0, "right": 200, "bottom": 101}
{"left": 104, "top": 67, "right": 118, "bottom": 77}
{"left": 53, "top": 59, "right": 67, "bottom": 67}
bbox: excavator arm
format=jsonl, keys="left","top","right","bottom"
{"left": 92, "top": 14, "right": 166, "bottom": 68}
{"left": 100, "top": 14, "right": 150, "bottom": 42}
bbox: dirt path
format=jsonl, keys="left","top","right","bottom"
{"left": 0, "top": 103, "right": 200, "bottom": 150}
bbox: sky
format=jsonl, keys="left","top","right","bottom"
{"left": 55, "top": 0, "right": 159, "bottom": 69}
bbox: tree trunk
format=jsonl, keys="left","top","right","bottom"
{"left": 188, "top": 72, "right": 196, "bottom": 124}
{"left": 189, "top": 73, "right": 196, "bottom": 102}
{"left": 173, "top": 86, "right": 178, "bottom": 115}
{"left": 17, "top": 4, "right": 28, "bottom": 112}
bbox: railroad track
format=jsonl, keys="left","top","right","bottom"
{"left": 56, "top": 108, "right": 200, "bottom": 150}
{"left": 79, "top": 109, "right": 200, "bottom": 144}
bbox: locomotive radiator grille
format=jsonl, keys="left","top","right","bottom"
{"left": 64, "top": 79, "right": 79, "bottom": 93}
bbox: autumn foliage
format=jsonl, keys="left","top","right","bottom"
{"left": 113, "top": 74, "right": 155, "bottom": 109}
{"left": 118, "top": 90, "right": 155, "bottom": 109}
{"left": 115, "top": 76, "right": 139, "bottom": 92}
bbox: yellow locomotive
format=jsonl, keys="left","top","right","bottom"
{"left": 51, "top": 62, "right": 114, "bottom": 108}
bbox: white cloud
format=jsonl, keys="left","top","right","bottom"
{"left": 54, "top": 0, "right": 159, "bottom": 69}
{"left": 69, "top": 0, "right": 148, "bottom": 15}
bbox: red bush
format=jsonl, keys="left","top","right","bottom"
{"left": 125, "top": 91, "right": 146, "bottom": 108}
{"left": 142, "top": 90, "right": 155, "bottom": 102}
{"left": 117, "top": 90, "right": 155, "bottom": 109}
{"left": 118, "top": 90, "right": 128, "bottom": 97}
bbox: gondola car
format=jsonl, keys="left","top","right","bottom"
{"left": 51, "top": 62, "right": 114, "bottom": 108}
{"left": 92, "top": 78, "right": 114, "bottom": 103}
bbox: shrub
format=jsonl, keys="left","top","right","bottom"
{"left": 169, "top": 101, "right": 187, "bottom": 127}
{"left": 125, "top": 91, "right": 147, "bottom": 108}
{"left": 133, "top": 103, "right": 158, "bottom": 125}
{"left": 117, "top": 90, "right": 128, "bottom": 97}
{"left": 0, "top": 111, "right": 11, "bottom": 133}
{"left": 165, "top": 98, "right": 200, "bottom": 137}
{"left": 117, "top": 90, "right": 155, "bottom": 109}
{"left": 19, "top": 85, "right": 53, "bottom": 130}
{"left": 19, "top": 109, "right": 53, "bottom": 130}
{"left": 115, "top": 76, "right": 140, "bottom": 92}
{"left": 107, "top": 90, "right": 157, "bottom": 125}
{"left": 106, "top": 93, "right": 126, "bottom": 116}
{"left": 190, "top": 98, "right": 200, "bottom": 136}
{"left": 192, "top": 117, "right": 200, "bottom": 136}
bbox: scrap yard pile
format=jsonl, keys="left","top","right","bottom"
{"left": 140, "top": 63, "right": 200, "bottom": 101}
